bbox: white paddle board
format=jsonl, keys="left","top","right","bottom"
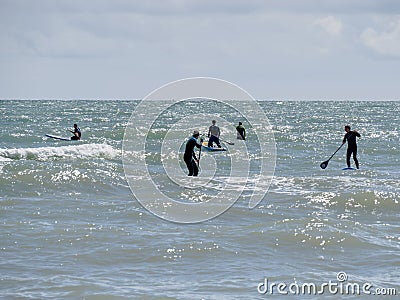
{"left": 45, "top": 134, "right": 72, "bottom": 141}
{"left": 202, "top": 141, "right": 226, "bottom": 152}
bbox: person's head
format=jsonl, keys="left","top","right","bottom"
{"left": 212, "top": 120, "right": 216, "bottom": 125}
{"left": 73, "top": 124, "right": 78, "bottom": 128}
{"left": 238, "top": 122, "right": 242, "bottom": 126}
{"left": 345, "top": 125, "right": 351, "bottom": 132}
{"left": 192, "top": 130, "right": 200, "bottom": 138}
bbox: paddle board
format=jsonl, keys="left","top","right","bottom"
{"left": 202, "top": 141, "right": 226, "bottom": 152}
{"left": 342, "top": 167, "right": 357, "bottom": 170}
{"left": 45, "top": 134, "right": 72, "bottom": 141}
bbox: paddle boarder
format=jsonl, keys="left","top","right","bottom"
{"left": 342, "top": 125, "right": 360, "bottom": 169}
{"left": 184, "top": 130, "right": 203, "bottom": 176}
{"left": 69, "top": 124, "right": 81, "bottom": 140}
{"left": 208, "top": 120, "right": 221, "bottom": 148}
{"left": 236, "top": 122, "right": 246, "bottom": 140}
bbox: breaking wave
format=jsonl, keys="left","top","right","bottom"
{"left": 0, "top": 143, "right": 119, "bottom": 161}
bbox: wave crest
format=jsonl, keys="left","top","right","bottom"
{"left": 0, "top": 144, "right": 119, "bottom": 161}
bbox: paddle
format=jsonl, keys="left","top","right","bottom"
{"left": 197, "top": 135, "right": 204, "bottom": 168}
{"left": 320, "top": 143, "right": 345, "bottom": 169}
{"left": 222, "top": 139, "right": 234, "bottom": 145}
{"left": 320, "top": 133, "right": 353, "bottom": 169}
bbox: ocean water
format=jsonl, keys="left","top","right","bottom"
{"left": 0, "top": 100, "right": 399, "bottom": 299}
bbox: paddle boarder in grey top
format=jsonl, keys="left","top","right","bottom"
{"left": 343, "top": 125, "right": 360, "bottom": 169}
{"left": 208, "top": 120, "right": 221, "bottom": 148}
{"left": 69, "top": 124, "right": 81, "bottom": 140}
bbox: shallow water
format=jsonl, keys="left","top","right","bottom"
{"left": 1, "top": 100, "right": 399, "bottom": 299}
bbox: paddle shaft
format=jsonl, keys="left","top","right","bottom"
{"left": 198, "top": 142, "right": 202, "bottom": 161}
{"left": 221, "top": 139, "right": 234, "bottom": 145}
{"left": 197, "top": 136, "right": 203, "bottom": 168}
{"left": 325, "top": 133, "right": 353, "bottom": 162}
{"left": 326, "top": 142, "right": 345, "bottom": 162}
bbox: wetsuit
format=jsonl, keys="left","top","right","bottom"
{"left": 71, "top": 127, "right": 81, "bottom": 140}
{"left": 184, "top": 136, "right": 201, "bottom": 176}
{"left": 236, "top": 125, "right": 246, "bottom": 140}
{"left": 343, "top": 131, "right": 361, "bottom": 169}
{"left": 208, "top": 125, "right": 221, "bottom": 147}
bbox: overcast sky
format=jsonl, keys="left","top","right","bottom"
{"left": 1, "top": 0, "right": 400, "bottom": 100}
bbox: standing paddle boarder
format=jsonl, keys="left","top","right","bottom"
{"left": 236, "top": 122, "right": 246, "bottom": 140}
{"left": 184, "top": 130, "right": 203, "bottom": 176}
{"left": 343, "top": 125, "right": 361, "bottom": 169}
{"left": 208, "top": 120, "right": 222, "bottom": 148}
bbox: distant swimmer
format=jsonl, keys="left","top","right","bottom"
{"left": 69, "top": 124, "right": 81, "bottom": 140}
{"left": 342, "top": 125, "right": 361, "bottom": 169}
{"left": 184, "top": 130, "right": 203, "bottom": 176}
{"left": 236, "top": 122, "right": 246, "bottom": 140}
{"left": 208, "top": 120, "right": 221, "bottom": 148}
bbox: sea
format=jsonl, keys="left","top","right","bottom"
{"left": 0, "top": 100, "right": 399, "bottom": 299}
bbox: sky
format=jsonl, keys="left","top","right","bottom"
{"left": 1, "top": 0, "right": 400, "bottom": 100}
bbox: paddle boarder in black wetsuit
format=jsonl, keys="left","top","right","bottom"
{"left": 342, "top": 125, "right": 360, "bottom": 169}
{"left": 69, "top": 124, "right": 81, "bottom": 140}
{"left": 236, "top": 122, "right": 246, "bottom": 140}
{"left": 184, "top": 130, "right": 203, "bottom": 176}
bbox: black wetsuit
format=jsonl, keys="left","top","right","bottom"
{"left": 236, "top": 125, "right": 246, "bottom": 140}
{"left": 343, "top": 131, "right": 361, "bottom": 169}
{"left": 71, "top": 127, "right": 81, "bottom": 140}
{"left": 184, "top": 136, "right": 201, "bottom": 176}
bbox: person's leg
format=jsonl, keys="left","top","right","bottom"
{"left": 185, "top": 158, "right": 194, "bottom": 176}
{"left": 192, "top": 160, "right": 199, "bottom": 176}
{"left": 215, "top": 137, "right": 221, "bottom": 148}
{"left": 208, "top": 136, "right": 216, "bottom": 147}
{"left": 353, "top": 146, "right": 359, "bottom": 169}
{"left": 346, "top": 148, "right": 352, "bottom": 168}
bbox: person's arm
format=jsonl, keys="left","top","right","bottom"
{"left": 243, "top": 128, "right": 246, "bottom": 139}
{"left": 354, "top": 130, "right": 361, "bottom": 137}
{"left": 208, "top": 127, "right": 211, "bottom": 138}
{"left": 342, "top": 134, "right": 347, "bottom": 144}
{"left": 217, "top": 127, "right": 220, "bottom": 138}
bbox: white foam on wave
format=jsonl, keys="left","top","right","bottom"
{"left": 0, "top": 156, "right": 13, "bottom": 162}
{"left": 0, "top": 143, "right": 119, "bottom": 161}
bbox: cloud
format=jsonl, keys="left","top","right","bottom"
{"left": 1, "top": 0, "right": 400, "bottom": 99}
{"left": 314, "top": 16, "right": 343, "bottom": 36}
{"left": 2, "top": 0, "right": 400, "bottom": 16}
{"left": 360, "top": 19, "right": 400, "bottom": 58}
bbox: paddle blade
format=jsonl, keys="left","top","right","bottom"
{"left": 320, "top": 161, "right": 328, "bottom": 169}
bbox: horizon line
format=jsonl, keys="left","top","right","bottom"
{"left": 1, "top": 98, "right": 399, "bottom": 101}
